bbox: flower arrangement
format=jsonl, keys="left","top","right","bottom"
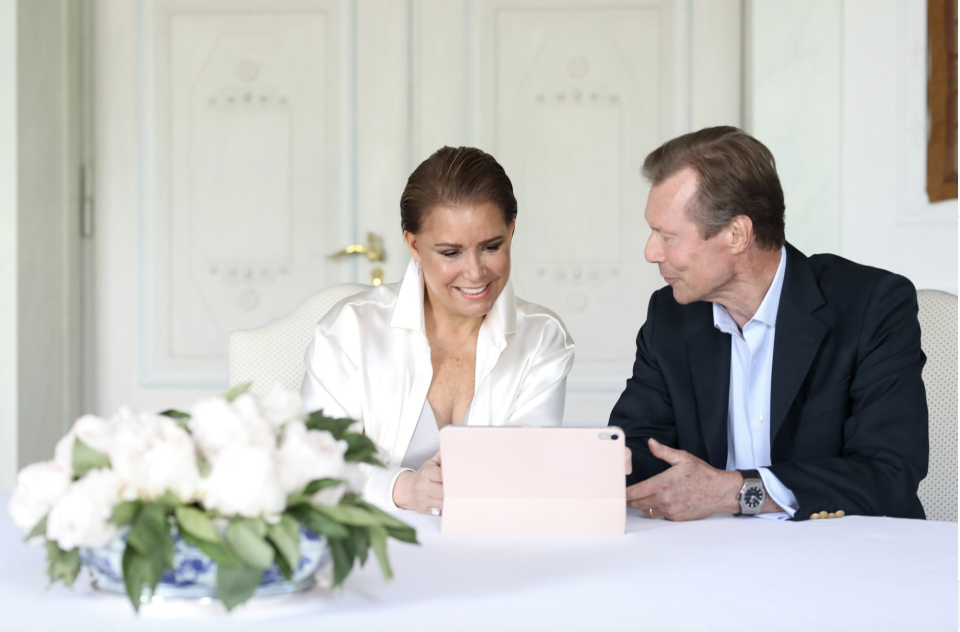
{"left": 7, "top": 384, "right": 416, "bottom": 611}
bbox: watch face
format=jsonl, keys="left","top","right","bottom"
{"left": 742, "top": 485, "right": 764, "bottom": 509}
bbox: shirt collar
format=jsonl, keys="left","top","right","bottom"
{"left": 390, "top": 258, "right": 518, "bottom": 341}
{"left": 713, "top": 246, "right": 787, "bottom": 333}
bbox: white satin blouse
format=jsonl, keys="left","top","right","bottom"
{"left": 300, "top": 258, "right": 575, "bottom": 509}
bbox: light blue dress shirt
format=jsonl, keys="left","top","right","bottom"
{"left": 712, "top": 246, "right": 798, "bottom": 520}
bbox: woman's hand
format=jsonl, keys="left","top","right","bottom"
{"left": 625, "top": 446, "right": 632, "bottom": 476}
{"left": 392, "top": 450, "right": 444, "bottom": 514}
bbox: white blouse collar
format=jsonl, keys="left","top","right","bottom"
{"left": 390, "top": 258, "right": 518, "bottom": 342}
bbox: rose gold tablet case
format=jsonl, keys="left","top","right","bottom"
{"left": 438, "top": 426, "right": 626, "bottom": 535}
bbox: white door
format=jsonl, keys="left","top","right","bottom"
{"left": 91, "top": 0, "right": 740, "bottom": 420}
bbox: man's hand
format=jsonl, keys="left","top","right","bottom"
{"left": 624, "top": 446, "right": 632, "bottom": 476}
{"left": 626, "top": 438, "right": 742, "bottom": 521}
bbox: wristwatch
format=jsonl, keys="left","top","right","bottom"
{"left": 736, "top": 469, "right": 766, "bottom": 515}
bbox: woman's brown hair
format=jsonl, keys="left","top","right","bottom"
{"left": 400, "top": 146, "right": 518, "bottom": 234}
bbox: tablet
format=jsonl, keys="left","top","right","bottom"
{"left": 438, "top": 426, "right": 626, "bottom": 535}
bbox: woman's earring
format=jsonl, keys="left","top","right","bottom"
{"left": 415, "top": 261, "right": 421, "bottom": 276}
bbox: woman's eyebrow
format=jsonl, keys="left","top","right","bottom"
{"left": 434, "top": 235, "right": 505, "bottom": 249}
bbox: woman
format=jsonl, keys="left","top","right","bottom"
{"left": 301, "top": 146, "right": 575, "bottom": 514}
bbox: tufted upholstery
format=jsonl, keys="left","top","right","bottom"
{"left": 915, "top": 289, "right": 958, "bottom": 522}
{"left": 228, "top": 284, "right": 370, "bottom": 397}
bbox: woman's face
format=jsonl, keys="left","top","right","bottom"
{"left": 404, "top": 201, "right": 515, "bottom": 322}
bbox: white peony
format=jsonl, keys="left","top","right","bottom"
{"left": 46, "top": 469, "right": 122, "bottom": 550}
{"left": 189, "top": 394, "right": 275, "bottom": 463}
{"left": 53, "top": 414, "right": 117, "bottom": 473}
{"left": 108, "top": 412, "right": 200, "bottom": 503}
{"left": 8, "top": 461, "right": 72, "bottom": 537}
{"left": 258, "top": 385, "right": 306, "bottom": 429}
{"left": 199, "top": 445, "right": 285, "bottom": 521}
{"left": 276, "top": 421, "right": 348, "bottom": 504}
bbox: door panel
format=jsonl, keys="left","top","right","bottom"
{"left": 94, "top": 0, "right": 352, "bottom": 412}
{"left": 486, "top": 3, "right": 670, "bottom": 397}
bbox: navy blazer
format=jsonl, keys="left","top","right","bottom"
{"left": 610, "top": 243, "right": 929, "bottom": 520}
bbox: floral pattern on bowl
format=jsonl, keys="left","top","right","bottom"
{"left": 79, "top": 524, "right": 328, "bottom": 599}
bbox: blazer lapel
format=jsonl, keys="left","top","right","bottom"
{"left": 770, "top": 244, "right": 828, "bottom": 442}
{"left": 687, "top": 307, "right": 731, "bottom": 469}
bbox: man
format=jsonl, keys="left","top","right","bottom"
{"left": 610, "top": 127, "right": 928, "bottom": 521}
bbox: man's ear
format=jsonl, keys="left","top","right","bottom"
{"left": 727, "top": 215, "right": 753, "bottom": 254}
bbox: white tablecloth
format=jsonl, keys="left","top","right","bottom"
{"left": 1, "top": 492, "right": 956, "bottom": 632}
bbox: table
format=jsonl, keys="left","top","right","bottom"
{"left": 1, "top": 493, "right": 956, "bottom": 632}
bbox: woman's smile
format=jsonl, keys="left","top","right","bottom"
{"left": 454, "top": 283, "right": 491, "bottom": 298}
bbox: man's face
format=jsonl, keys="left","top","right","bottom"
{"left": 642, "top": 168, "right": 734, "bottom": 304}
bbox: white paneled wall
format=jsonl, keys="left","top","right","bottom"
{"left": 747, "top": 0, "right": 842, "bottom": 258}
{"left": 93, "top": 0, "right": 742, "bottom": 420}
{"left": 841, "top": 0, "right": 957, "bottom": 293}
{"left": 488, "top": 3, "right": 672, "bottom": 390}
{"left": 3, "top": 0, "right": 954, "bottom": 490}
{"left": 147, "top": 4, "right": 348, "bottom": 386}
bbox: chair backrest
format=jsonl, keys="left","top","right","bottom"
{"left": 915, "top": 289, "right": 958, "bottom": 522}
{"left": 228, "top": 283, "right": 370, "bottom": 397}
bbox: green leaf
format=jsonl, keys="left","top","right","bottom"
{"left": 304, "top": 478, "right": 344, "bottom": 495}
{"left": 110, "top": 501, "right": 142, "bottom": 526}
{"left": 368, "top": 525, "right": 392, "bottom": 581}
{"left": 304, "top": 411, "right": 354, "bottom": 439}
{"left": 216, "top": 564, "right": 263, "bottom": 611}
{"left": 159, "top": 409, "right": 190, "bottom": 419}
{"left": 121, "top": 545, "right": 147, "bottom": 612}
{"left": 347, "top": 498, "right": 418, "bottom": 544}
{"left": 127, "top": 503, "right": 175, "bottom": 592}
{"left": 225, "top": 518, "right": 274, "bottom": 570}
{"left": 266, "top": 515, "right": 300, "bottom": 572}
{"left": 343, "top": 434, "right": 384, "bottom": 466}
{"left": 385, "top": 525, "right": 419, "bottom": 545}
{"left": 343, "top": 449, "right": 385, "bottom": 467}
{"left": 288, "top": 505, "right": 349, "bottom": 539}
{"left": 197, "top": 456, "right": 211, "bottom": 478}
{"left": 315, "top": 504, "right": 385, "bottom": 528}
{"left": 272, "top": 542, "right": 293, "bottom": 580}
{"left": 45, "top": 541, "right": 80, "bottom": 588}
{"left": 154, "top": 491, "right": 181, "bottom": 510}
{"left": 328, "top": 537, "right": 355, "bottom": 587}
{"left": 179, "top": 529, "right": 238, "bottom": 566}
{"left": 351, "top": 499, "right": 417, "bottom": 532}
{"left": 25, "top": 514, "right": 48, "bottom": 542}
{"left": 349, "top": 525, "right": 370, "bottom": 566}
{"left": 72, "top": 438, "right": 110, "bottom": 478}
{"left": 175, "top": 506, "right": 221, "bottom": 544}
{"left": 222, "top": 382, "right": 252, "bottom": 402}
{"left": 287, "top": 478, "right": 344, "bottom": 507}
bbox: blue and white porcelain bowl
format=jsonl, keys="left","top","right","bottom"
{"left": 79, "top": 525, "right": 329, "bottom": 599}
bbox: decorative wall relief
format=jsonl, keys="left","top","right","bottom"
{"left": 146, "top": 5, "right": 345, "bottom": 385}
{"left": 489, "top": 3, "right": 669, "bottom": 377}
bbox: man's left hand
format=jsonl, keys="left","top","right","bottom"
{"left": 626, "top": 438, "right": 742, "bottom": 521}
